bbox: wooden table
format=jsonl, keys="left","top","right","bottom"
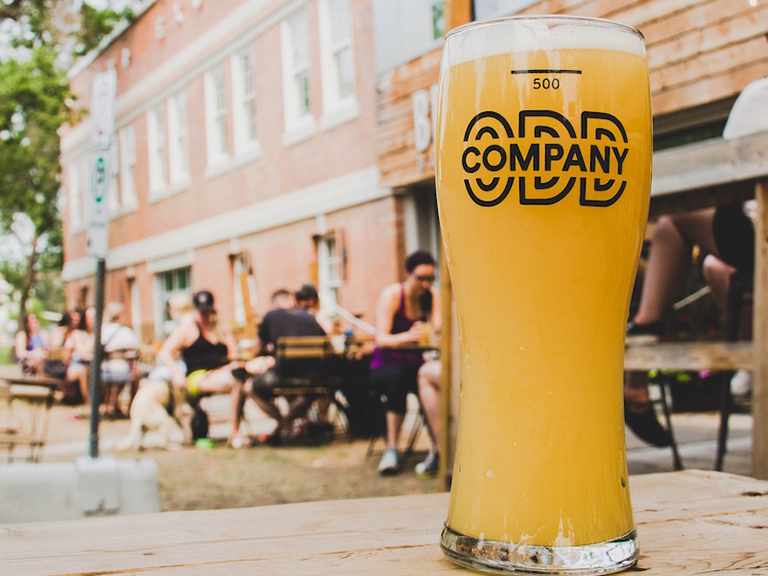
{"left": 1, "top": 470, "right": 766, "bottom": 575}
{"left": 0, "top": 374, "right": 61, "bottom": 462}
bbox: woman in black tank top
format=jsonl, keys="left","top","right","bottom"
{"left": 157, "top": 290, "right": 249, "bottom": 448}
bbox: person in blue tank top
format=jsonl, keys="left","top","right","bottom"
{"left": 14, "top": 312, "right": 47, "bottom": 375}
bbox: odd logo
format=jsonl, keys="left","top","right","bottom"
{"left": 461, "top": 110, "right": 629, "bottom": 208}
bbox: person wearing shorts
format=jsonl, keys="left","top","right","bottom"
{"left": 157, "top": 290, "right": 248, "bottom": 447}
{"left": 624, "top": 203, "right": 755, "bottom": 447}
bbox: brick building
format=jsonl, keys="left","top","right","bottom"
{"left": 61, "top": 0, "right": 768, "bottom": 347}
{"left": 61, "top": 0, "right": 442, "bottom": 344}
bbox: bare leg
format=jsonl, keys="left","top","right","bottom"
{"left": 68, "top": 364, "right": 90, "bottom": 404}
{"left": 281, "top": 395, "right": 313, "bottom": 434}
{"left": 702, "top": 254, "right": 736, "bottom": 315}
{"left": 622, "top": 209, "right": 722, "bottom": 448}
{"left": 198, "top": 366, "right": 244, "bottom": 444}
{"left": 250, "top": 393, "right": 282, "bottom": 421}
{"left": 418, "top": 360, "right": 441, "bottom": 450}
{"left": 385, "top": 411, "right": 405, "bottom": 449}
{"left": 634, "top": 209, "right": 720, "bottom": 325}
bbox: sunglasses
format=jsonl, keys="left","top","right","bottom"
{"left": 414, "top": 274, "right": 436, "bottom": 283}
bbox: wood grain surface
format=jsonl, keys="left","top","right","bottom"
{"left": 1, "top": 470, "right": 767, "bottom": 575}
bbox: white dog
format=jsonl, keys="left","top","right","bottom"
{"left": 116, "top": 379, "right": 189, "bottom": 451}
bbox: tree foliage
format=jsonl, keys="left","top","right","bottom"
{"left": 76, "top": 3, "right": 133, "bottom": 57}
{"left": 0, "top": 1, "right": 128, "bottom": 320}
{"left": 0, "top": 47, "right": 72, "bottom": 317}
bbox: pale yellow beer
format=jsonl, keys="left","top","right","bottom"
{"left": 436, "top": 16, "right": 651, "bottom": 573}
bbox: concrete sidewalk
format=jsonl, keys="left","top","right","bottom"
{"left": 1, "top": 363, "right": 755, "bottom": 477}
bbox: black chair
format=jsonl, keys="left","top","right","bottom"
{"left": 653, "top": 269, "right": 752, "bottom": 471}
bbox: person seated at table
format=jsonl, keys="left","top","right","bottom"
{"left": 295, "top": 283, "right": 337, "bottom": 426}
{"left": 371, "top": 250, "right": 441, "bottom": 475}
{"left": 14, "top": 312, "right": 47, "bottom": 375}
{"left": 101, "top": 302, "right": 141, "bottom": 419}
{"left": 246, "top": 288, "right": 327, "bottom": 445}
{"left": 67, "top": 306, "right": 96, "bottom": 409}
{"left": 157, "top": 290, "right": 249, "bottom": 448}
{"left": 625, "top": 204, "right": 754, "bottom": 446}
{"left": 296, "top": 283, "right": 335, "bottom": 334}
{"left": 42, "top": 311, "right": 75, "bottom": 381}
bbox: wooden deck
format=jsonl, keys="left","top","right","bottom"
{"left": 1, "top": 470, "right": 766, "bottom": 574}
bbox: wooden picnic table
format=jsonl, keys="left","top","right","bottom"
{"left": 648, "top": 138, "right": 768, "bottom": 479}
{"left": 1, "top": 470, "right": 766, "bottom": 574}
{"left": 0, "top": 373, "right": 62, "bottom": 462}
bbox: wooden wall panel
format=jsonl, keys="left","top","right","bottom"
{"left": 376, "top": 0, "right": 768, "bottom": 187}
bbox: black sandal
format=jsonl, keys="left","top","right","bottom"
{"left": 624, "top": 402, "right": 671, "bottom": 447}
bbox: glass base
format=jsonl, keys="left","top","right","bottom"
{"left": 440, "top": 524, "right": 638, "bottom": 574}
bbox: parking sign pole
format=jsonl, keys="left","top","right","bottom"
{"left": 87, "top": 70, "right": 116, "bottom": 459}
{"left": 88, "top": 258, "right": 105, "bottom": 458}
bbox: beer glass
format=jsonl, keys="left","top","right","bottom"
{"left": 436, "top": 16, "right": 651, "bottom": 574}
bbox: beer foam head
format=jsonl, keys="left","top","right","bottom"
{"left": 445, "top": 16, "right": 646, "bottom": 66}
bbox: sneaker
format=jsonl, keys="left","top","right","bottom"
{"left": 415, "top": 449, "right": 439, "bottom": 478}
{"left": 624, "top": 402, "right": 671, "bottom": 447}
{"left": 730, "top": 369, "right": 752, "bottom": 397}
{"left": 378, "top": 448, "right": 400, "bottom": 475}
{"left": 625, "top": 321, "right": 664, "bottom": 346}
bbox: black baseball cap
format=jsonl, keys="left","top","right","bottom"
{"left": 193, "top": 290, "right": 215, "bottom": 311}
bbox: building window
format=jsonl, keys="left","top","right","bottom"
{"left": 232, "top": 50, "right": 260, "bottom": 158}
{"left": 119, "top": 124, "right": 138, "bottom": 210}
{"left": 319, "top": 0, "right": 357, "bottom": 130}
{"left": 79, "top": 155, "right": 90, "bottom": 228}
{"left": 231, "top": 252, "right": 256, "bottom": 331}
{"left": 205, "top": 64, "right": 229, "bottom": 169}
{"left": 168, "top": 91, "right": 190, "bottom": 185}
{"left": 321, "top": 0, "right": 354, "bottom": 102}
{"left": 317, "top": 232, "right": 342, "bottom": 310}
{"left": 156, "top": 267, "right": 190, "bottom": 338}
{"left": 282, "top": 10, "right": 313, "bottom": 136}
{"left": 108, "top": 141, "right": 120, "bottom": 216}
{"left": 129, "top": 278, "right": 142, "bottom": 342}
{"left": 67, "top": 161, "right": 82, "bottom": 232}
{"left": 147, "top": 105, "right": 167, "bottom": 196}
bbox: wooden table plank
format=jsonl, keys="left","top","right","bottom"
{"left": 624, "top": 341, "right": 753, "bottom": 371}
{"left": 753, "top": 178, "right": 768, "bottom": 480}
{"left": 1, "top": 471, "right": 767, "bottom": 575}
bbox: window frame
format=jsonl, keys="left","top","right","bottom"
{"left": 319, "top": 0, "right": 357, "bottom": 118}
{"left": 118, "top": 124, "right": 138, "bottom": 211}
{"left": 154, "top": 266, "right": 191, "bottom": 340}
{"left": 231, "top": 49, "right": 261, "bottom": 161}
{"left": 204, "top": 64, "right": 230, "bottom": 173}
{"left": 281, "top": 10, "right": 316, "bottom": 145}
{"left": 67, "top": 160, "right": 83, "bottom": 233}
{"left": 317, "top": 231, "right": 342, "bottom": 311}
{"left": 168, "top": 90, "right": 191, "bottom": 188}
{"left": 147, "top": 104, "right": 168, "bottom": 199}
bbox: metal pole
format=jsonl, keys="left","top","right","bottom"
{"left": 88, "top": 257, "right": 106, "bottom": 458}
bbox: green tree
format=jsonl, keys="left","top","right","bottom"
{"left": 0, "top": 47, "right": 72, "bottom": 322}
{"left": 0, "top": 1, "right": 130, "bottom": 325}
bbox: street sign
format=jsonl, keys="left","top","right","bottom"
{"left": 87, "top": 153, "right": 110, "bottom": 259}
{"left": 91, "top": 70, "right": 117, "bottom": 149}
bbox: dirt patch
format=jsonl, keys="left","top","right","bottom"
{"left": 149, "top": 441, "right": 442, "bottom": 511}
{"left": 17, "top": 398, "right": 442, "bottom": 512}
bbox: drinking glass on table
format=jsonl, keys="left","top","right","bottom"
{"left": 435, "top": 16, "right": 652, "bottom": 574}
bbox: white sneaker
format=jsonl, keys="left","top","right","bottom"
{"left": 378, "top": 448, "right": 400, "bottom": 475}
{"left": 415, "top": 449, "right": 439, "bottom": 478}
{"left": 730, "top": 369, "right": 752, "bottom": 397}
